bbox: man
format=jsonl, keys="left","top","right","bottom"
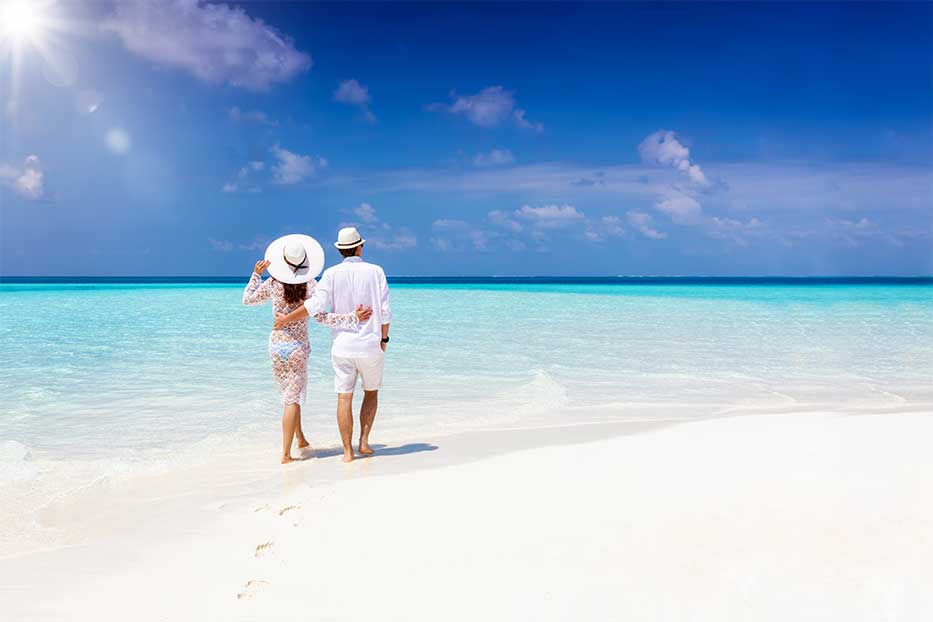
{"left": 274, "top": 227, "right": 391, "bottom": 463}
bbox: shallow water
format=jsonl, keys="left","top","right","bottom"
{"left": 1, "top": 281, "right": 932, "bottom": 554}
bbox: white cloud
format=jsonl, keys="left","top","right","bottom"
{"left": 334, "top": 79, "right": 370, "bottom": 106}
{"left": 353, "top": 202, "right": 378, "bottom": 223}
{"left": 209, "top": 236, "right": 272, "bottom": 252}
{"left": 333, "top": 79, "right": 376, "bottom": 123}
{"left": 434, "top": 205, "right": 594, "bottom": 252}
{"left": 228, "top": 106, "right": 277, "bottom": 126}
{"left": 655, "top": 190, "right": 702, "bottom": 225}
{"left": 639, "top": 130, "right": 708, "bottom": 186}
{"left": 222, "top": 148, "right": 324, "bottom": 192}
{"left": 368, "top": 229, "right": 417, "bottom": 251}
{"left": 0, "top": 155, "right": 44, "bottom": 200}
{"left": 487, "top": 209, "right": 523, "bottom": 232}
{"left": 822, "top": 216, "right": 903, "bottom": 247}
{"left": 432, "top": 219, "right": 470, "bottom": 231}
{"left": 473, "top": 148, "right": 514, "bottom": 167}
{"left": 341, "top": 203, "right": 416, "bottom": 251}
{"left": 512, "top": 108, "right": 542, "bottom": 133}
{"left": 626, "top": 211, "right": 667, "bottom": 240}
{"left": 514, "top": 204, "right": 585, "bottom": 229}
{"left": 826, "top": 217, "right": 875, "bottom": 233}
{"left": 287, "top": 157, "right": 930, "bottom": 250}
{"left": 101, "top": 0, "right": 311, "bottom": 91}
{"left": 270, "top": 145, "right": 322, "bottom": 184}
{"left": 208, "top": 238, "right": 234, "bottom": 252}
{"left": 222, "top": 161, "right": 265, "bottom": 193}
{"left": 585, "top": 215, "right": 627, "bottom": 242}
{"left": 430, "top": 86, "right": 542, "bottom": 131}
{"left": 707, "top": 216, "right": 765, "bottom": 246}
{"left": 430, "top": 219, "right": 492, "bottom": 252}
{"left": 571, "top": 172, "right": 607, "bottom": 187}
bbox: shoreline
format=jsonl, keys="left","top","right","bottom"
{"left": 4, "top": 392, "right": 931, "bottom": 561}
{"left": 3, "top": 410, "right": 933, "bottom": 620}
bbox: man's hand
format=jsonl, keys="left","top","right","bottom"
{"left": 381, "top": 341, "right": 387, "bottom": 352}
{"left": 274, "top": 313, "right": 288, "bottom": 330}
{"left": 355, "top": 304, "right": 373, "bottom": 322}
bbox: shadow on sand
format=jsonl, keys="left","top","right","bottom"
{"left": 309, "top": 443, "right": 438, "bottom": 460}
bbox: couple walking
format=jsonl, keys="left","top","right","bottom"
{"left": 242, "top": 227, "right": 391, "bottom": 464}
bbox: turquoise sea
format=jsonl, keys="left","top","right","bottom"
{"left": 1, "top": 278, "right": 932, "bottom": 554}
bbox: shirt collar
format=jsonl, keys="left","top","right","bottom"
{"left": 343, "top": 256, "right": 362, "bottom": 263}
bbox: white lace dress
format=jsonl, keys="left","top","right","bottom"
{"left": 243, "top": 273, "right": 360, "bottom": 405}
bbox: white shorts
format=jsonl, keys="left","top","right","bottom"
{"left": 332, "top": 353, "right": 384, "bottom": 393}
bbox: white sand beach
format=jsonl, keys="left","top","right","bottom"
{"left": 3, "top": 411, "right": 932, "bottom": 621}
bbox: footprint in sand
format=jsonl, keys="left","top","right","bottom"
{"left": 278, "top": 504, "right": 300, "bottom": 516}
{"left": 254, "top": 541, "right": 274, "bottom": 558}
{"left": 237, "top": 579, "right": 270, "bottom": 600}
{"left": 279, "top": 504, "right": 303, "bottom": 526}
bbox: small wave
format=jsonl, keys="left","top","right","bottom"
{"left": 511, "top": 371, "right": 569, "bottom": 416}
{"left": 0, "top": 440, "right": 37, "bottom": 483}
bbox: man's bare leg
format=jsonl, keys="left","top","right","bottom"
{"left": 282, "top": 403, "right": 300, "bottom": 464}
{"left": 358, "top": 390, "right": 378, "bottom": 455}
{"left": 337, "top": 393, "right": 355, "bottom": 462}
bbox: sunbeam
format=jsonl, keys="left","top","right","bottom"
{"left": 1, "top": 0, "right": 79, "bottom": 115}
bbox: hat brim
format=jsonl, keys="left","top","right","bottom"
{"left": 264, "top": 234, "right": 325, "bottom": 284}
{"left": 334, "top": 237, "right": 366, "bottom": 250}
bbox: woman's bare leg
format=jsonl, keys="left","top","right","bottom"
{"left": 295, "top": 405, "right": 310, "bottom": 450}
{"left": 282, "top": 403, "right": 300, "bottom": 464}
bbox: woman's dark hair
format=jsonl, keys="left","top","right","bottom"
{"left": 282, "top": 281, "right": 307, "bottom": 306}
{"left": 338, "top": 244, "right": 362, "bottom": 258}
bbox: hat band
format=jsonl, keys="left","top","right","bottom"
{"left": 340, "top": 236, "right": 361, "bottom": 247}
{"left": 284, "top": 251, "right": 308, "bottom": 273}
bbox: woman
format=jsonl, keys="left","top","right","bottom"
{"left": 243, "top": 234, "right": 372, "bottom": 464}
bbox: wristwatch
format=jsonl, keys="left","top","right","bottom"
{"left": 381, "top": 337, "right": 390, "bottom": 344}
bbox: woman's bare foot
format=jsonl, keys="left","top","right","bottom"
{"left": 341, "top": 450, "right": 355, "bottom": 463}
{"left": 358, "top": 441, "right": 374, "bottom": 456}
{"left": 297, "top": 438, "right": 310, "bottom": 450}
{"left": 281, "top": 454, "right": 295, "bottom": 464}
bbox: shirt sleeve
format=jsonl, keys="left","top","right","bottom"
{"left": 378, "top": 268, "right": 392, "bottom": 323}
{"left": 242, "top": 272, "right": 273, "bottom": 306}
{"left": 303, "top": 271, "right": 331, "bottom": 316}
{"left": 312, "top": 310, "right": 360, "bottom": 329}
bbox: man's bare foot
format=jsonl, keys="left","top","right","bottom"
{"left": 281, "top": 454, "right": 295, "bottom": 464}
{"left": 341, "top": 451, "right": 355, "bottom": 463}
{"left": 358, "top": 441, "right": 374, "bottom": 456}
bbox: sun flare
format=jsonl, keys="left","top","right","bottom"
{"left": 1, "top": 1, "right": 44, "bottom": 43}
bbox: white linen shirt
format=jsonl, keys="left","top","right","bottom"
{"left": 304, "top": 257, "right": 391, "bottom": 358}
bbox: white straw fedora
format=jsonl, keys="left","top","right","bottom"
{"left": 264, "top": 234, "right": 325, "bottom": 284}
{"left": 334, "top": 226, "right": 366, "bottom": 250}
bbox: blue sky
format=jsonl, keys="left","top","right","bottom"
{"left": 1, "top": 0, "right": 930, "bottom": 276}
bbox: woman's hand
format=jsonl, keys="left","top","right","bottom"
{"left": 253, "top": 259, "right": 270, "bottom": 275}
{"left": 355, "top": 305, "right": 373, "bottom": 322}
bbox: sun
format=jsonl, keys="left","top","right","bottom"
{"left": 1, "top": 1, "right": 44, "bottom": 43}
{"left": 2, "top": 0, "right": 75, "bottom": 105}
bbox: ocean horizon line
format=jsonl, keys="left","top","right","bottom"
{"left": 2, "top": 275, "right": 931, "bottom": 285}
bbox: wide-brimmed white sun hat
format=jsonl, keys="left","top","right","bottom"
{"left": 264, "top": 234, "right": 325, "bottom": 284}
{"left": 334, "top": 226, "right": 366, "bottom": 250}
